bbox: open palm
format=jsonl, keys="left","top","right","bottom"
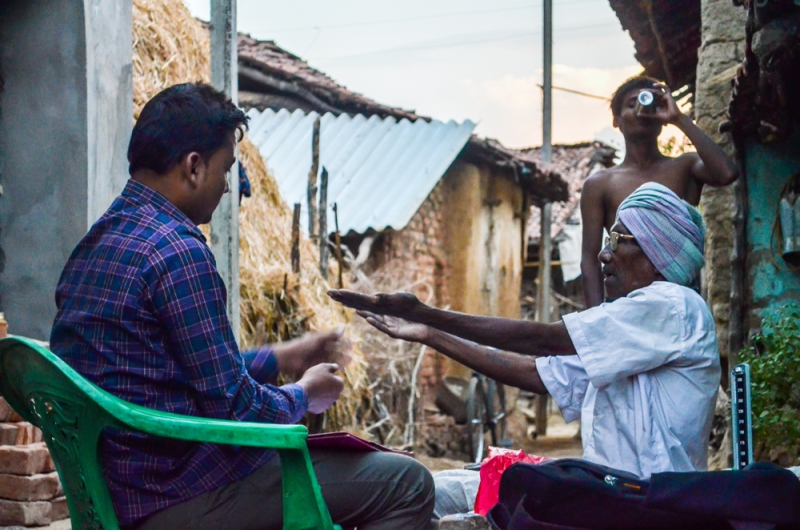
{"left": 329, "top": 289, "right": 420, "bottom": 317}
{"left": 357, "top": 311, "right": 430, "bottom": 343}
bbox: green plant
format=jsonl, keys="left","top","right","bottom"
{"left": 738, "top": 303, "right": 800, "bottom": 466}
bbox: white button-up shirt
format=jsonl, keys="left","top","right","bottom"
{"left": 536, "top": 281, "right": 720, "bottom": 479}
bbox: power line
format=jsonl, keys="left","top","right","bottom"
{"left": 537, "top": 84, "right": 610, "bottom": 101}
{"left": 263, "top": 0, "right": 598, "bottom": 34}
{"left": 313, "top": 22, "right": 616, "bottom": 62}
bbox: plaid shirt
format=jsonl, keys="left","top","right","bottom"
{"left": 51, "top": 179, "right": 307, "bottom": 526}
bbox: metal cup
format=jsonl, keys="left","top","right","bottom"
{"left": 634, "top": 89, "right": 659, "bottom": 115}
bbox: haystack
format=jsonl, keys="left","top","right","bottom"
{"left": 132, "top": 0, "right": 371, "bottom": 433}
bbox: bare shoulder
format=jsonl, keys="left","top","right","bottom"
{"left": 583, "top": 167, "right": 614, "bottom": 194}
{"left": 580, "top": 168, "right": 613, "bottom": 221}
{"left": 674, "top": 151, "right": 701, "bottom": 169}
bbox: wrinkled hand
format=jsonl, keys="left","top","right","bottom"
{"left": 357, "top": 311, "right": 431, "bottom": 343}
{"left": 328, "top": 289, "right": 421, "bottom": 318}
{"left": 273, "top": 328, "right": 352, "bottom": 379}
{"left": 297, "top": 363, "right": 344, "bottom": 414}
{"left": 640, "top": 83, "right": 682, "bottom": 124}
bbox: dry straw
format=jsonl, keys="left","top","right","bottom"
{"left": 132, "top": 0, "right": 371, "bottom": 433}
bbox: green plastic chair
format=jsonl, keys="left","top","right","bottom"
{"left": 0, "top": 336, "right": 342, "bottom": 530}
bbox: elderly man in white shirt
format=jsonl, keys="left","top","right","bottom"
{"left": 329, "top": 182, "right": 720, "bottom": 512}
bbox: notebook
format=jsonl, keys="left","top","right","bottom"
{"left": 306, "top": 432, "right": 412, "bottom": 456}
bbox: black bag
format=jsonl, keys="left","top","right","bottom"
{"left": 486, "top": 458, "right": 800, "bottom": 530}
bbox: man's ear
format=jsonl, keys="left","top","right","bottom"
{"left": 647, "top": 259, "right": 664, "bottom": 282}
{"left": 612, "top": 115, "right": 619, "bottom": 128}
{"left": 182, "top": 152, "right": 204, "bottom": 189}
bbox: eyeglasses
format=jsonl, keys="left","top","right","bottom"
{"left": 604, "top": 231, "right": 637, "bottom": 252}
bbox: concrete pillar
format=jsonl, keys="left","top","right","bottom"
{"left": 210, "top": 0, "right": 240, "bottom": 344}
{"left": 0, "top": 0, "right": 133, "bottom": 340}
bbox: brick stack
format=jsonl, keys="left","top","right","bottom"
{"left": 0, "top": 399, "right": 68, "bottom": 527}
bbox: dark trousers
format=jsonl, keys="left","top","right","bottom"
{"left": 134, "top": 449, "right": 435, "bottom": 530}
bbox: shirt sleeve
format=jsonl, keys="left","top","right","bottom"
{"left": 145, "top": 235, "right": 308, "bottom": 424}
{"left": 535, "top": 355, "right": 589, "bottom": 423}
{"left": 562, "top": 286, "right": 685, "bottom": 390}
{"left": 241, "top": 346, "right": 280, "bottom": 385}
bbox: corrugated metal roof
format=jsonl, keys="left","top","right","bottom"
{"left": 246, "top": 108, "right": 476, "bottom": 235}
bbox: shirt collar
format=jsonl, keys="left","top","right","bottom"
{"left": 122, "top": 179, "right": 206, "bottom": 241}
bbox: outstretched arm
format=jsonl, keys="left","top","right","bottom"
{"left": 580, "top": 175, "right": 606, "bottom": 308}
{"left": 360, "top": 312, "right": 548, "bottom": 394}
{"left": 328, "top": 290, "right": 576, "bottom": 357}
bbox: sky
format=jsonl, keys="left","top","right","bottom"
{"left": 184, "top": 0, "right": 647, "bottom": 149}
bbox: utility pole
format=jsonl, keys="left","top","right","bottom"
{"left": 535, "top": 0, "right": 553, "bottom": 437}
{"left": 541, "top": 0, "right": 553, "bottom": 166}
{"left": 210, "top": 0, "right": 240, "bottom": 344}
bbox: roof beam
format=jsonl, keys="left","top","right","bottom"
{"left": 643, "top": 0, "right": 675, "bottom": 86}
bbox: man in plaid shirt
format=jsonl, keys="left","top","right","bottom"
{"left": 51, "top": 83, "right": 434, "bottom": 530}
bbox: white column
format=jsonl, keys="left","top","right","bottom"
{"left": 209, "top": 0, "right": 240, "bottom": 344}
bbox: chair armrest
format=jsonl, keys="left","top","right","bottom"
{"left": 103, "top": 398, "right": 309, "bottom": 449}
{"left": 6, "top": 335, "right": 308, "bottom": 449}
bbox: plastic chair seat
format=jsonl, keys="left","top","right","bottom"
{"left": 0, "top": 336, "right": 341, "bottom": 530}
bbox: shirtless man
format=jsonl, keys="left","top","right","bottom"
{"left": 581, "top": 76, "right": 740, "bottom": 307}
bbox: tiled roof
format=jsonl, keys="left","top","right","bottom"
{"left": 608, "top": 0, "right": 701, "bottom": 91}
{"left": 522, "top": 142, "right": 617, "bottom": 245}
{"left": 236, "top": 33, "right": 568, "bottom": 202}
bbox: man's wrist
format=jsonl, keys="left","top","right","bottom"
{"left": 409, "top": 300, "right": 431, "bottom": 325}
{"left": 272, "top": 341, "right": 302, "bottom": 377}
{"left": 671, "top": 112, "right": 692, "bottom": 128}
{"left": 422, "top": 327, "right": 442, "bottom": 349}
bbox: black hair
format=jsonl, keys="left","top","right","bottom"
{"left": 128, "top": 82, "right": 249, "bottom": 175}
{"left": 609, "top": 75, "right": 660, "bottom": 117}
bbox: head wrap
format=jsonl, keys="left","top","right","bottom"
{"left": 616, "top": 182, "right": 705, "bottom": 286}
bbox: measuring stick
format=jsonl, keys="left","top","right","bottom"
{"left": 731, "top": 363, "right": 753, "bottom": 470}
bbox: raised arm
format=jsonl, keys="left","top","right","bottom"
{"left": 652, "top": 85, "right": 739, "bottom": 187}
{"left": 674, "top": 113, "right": 739, "bottom": 186}
{"left": 580, "top": 174, "right": 607, "bottom": 308}
{"left": 328, "top": 290, "right": 576, "bottom": 357}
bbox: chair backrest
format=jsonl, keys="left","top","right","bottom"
{"left": 0, "top": 336, "right": 123, "bottom": 530}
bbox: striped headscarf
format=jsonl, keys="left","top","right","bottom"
{"left": 616, "top": 182, "right": 705, "bottom": 286}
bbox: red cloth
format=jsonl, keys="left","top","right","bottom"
{"left": 474, "top": 447, "right": 550, "bottom": 516}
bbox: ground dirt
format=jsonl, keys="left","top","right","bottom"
{"left": 415, "top": 410, "right": 582, "bottom": 473}
{"left": 38, "top": 413, "right": 581, "bottom": 529}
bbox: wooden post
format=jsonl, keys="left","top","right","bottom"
{"left": 729, "top": 171, "right": 748, "bottom": 373}
{"left": 535, "top": 202, "right": 553, "bottom": 436}
{"left": 307, "top": 115, "right": 321, "bottom": 238}
{"left": 333, "top": 203, "right": 344, "bottom": 289}
{"left": 209, "top": 0, "right": 240, "bottom": 344}
{"left": 520, "top": 191, "right": 530, "bottom": 268}
{"left": 535, "top": 0, "right": 554, "bottom": 437}
{"left": 291, "top": 203, "right": 301, "bottom": 274}
{"left": 319, "top": 167, "right": 330, "bottom": 279}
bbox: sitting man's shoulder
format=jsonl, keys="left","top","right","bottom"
{"left": 631, "top": 282, "right": 716, "bottom": 336}
{"left": 104, "top": 202, "right": 213, "bottom": 276}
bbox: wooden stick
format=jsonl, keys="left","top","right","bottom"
{"left": 319, "top": 167, "right": 329, "bottom": 279}
{"left": 535, "top": 202, "right": 553, "bottom": 436}
{"left": 404, "top": 344, "right": 428, "bottom": 446}
{"left": 333, "top": 202, "right": 344, "bottom": 289}
{"left": 307, "top": 115, "right": 321, "bottom": 238}
{"left": 291, "top": 203, "right": 301, "bottom": 274}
